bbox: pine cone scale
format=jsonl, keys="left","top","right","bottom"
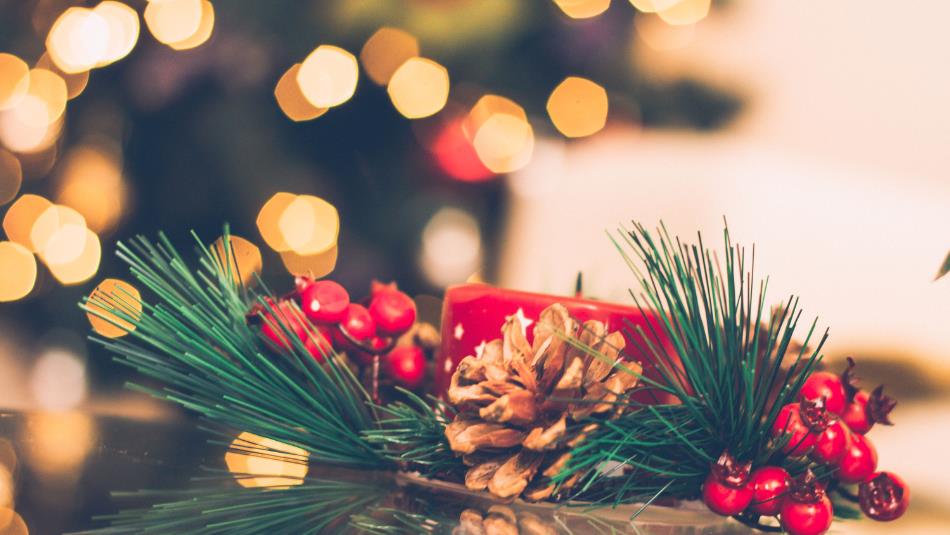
{"left": 444, "top": 303, "right": 643, "bottom": 501}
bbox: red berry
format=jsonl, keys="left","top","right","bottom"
{"left": 812, "top": 419, "right": 851, "bottom": 464}
{"left": 773, "top": 403, "right": 817, "bottom": 456}
{"left": 370, "top": 279, "right": 398, "bottom": 296}
{"left": 385, "top": 346, "right": 426, "bottom": 390}
{"left": 842, "top": 386, "right": 896, "bottom": 435}
{"left": 837, "top": 431, "right": 878, "bottom": 483}
{"left": 340, "top": 304, "right": 376, "bottom": 341}
{"left": 299, "top": 280, "right": 350, "bottom": 323}
{"left": 748, "top": 466, "right": 790, "bottom": 516}
{"left": 303, "top": 325, "right": 334, "bottom": 363}
{"left": 368, "top": 290, "right": 416, "bottom": 336}
{"left": 859, "top": 471, "right": 910, "bottom": 521}
{"left": 841, "top": 390, "right": 873, "bottom": 434}
{"left": 351, "top": 336, "right": 391, "bottom": 366}
{"left": 801, "top": 371, "right": 847, "bottom": 415}
{"left": 702, "top": 451, "right": 753, "bottom": 516}
{"left": 780, "top": 489, "right": 833, "bottom": 535}
{"left": 260, "top": 300, "right": 306, "bottom": 350}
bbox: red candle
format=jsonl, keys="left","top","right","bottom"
{"left": 437, "top": 283, "right": 680, "bottom": 403}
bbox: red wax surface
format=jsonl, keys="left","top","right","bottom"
{"left": 437, "top": 283, "right": 680, "bottom": 403}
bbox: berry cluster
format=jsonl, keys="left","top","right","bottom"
{"left": 702, "top": 359, "right": 908, "bottom": 535}
{"left": 254, "top": 278, "right": 427, "bottom": 390}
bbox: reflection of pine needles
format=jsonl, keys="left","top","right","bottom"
{"left": 74, "top": 476, "right": 388, "bottom": 535}
{"left": 555, "top": 222, "right": 827, "bottom": 506}
{"left": 81, "top": 227, "right": 386, "bottom": 468}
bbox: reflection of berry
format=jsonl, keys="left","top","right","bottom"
{"left": 779, "top": 472, "right": 833, "bottom": 535}
{"left": 859, "top": 472, "right": 910, "bottom": 521}
{"left": 385, "top": 346, "right": 426, "bottom": 390}
{"left": 369, "top": 290, "right": 416, "bottom": 336}
{"left": 800, "top": 371, "right": 847, "bottom": 415}
{"left": 299, "top": 280, "right": 350, "bottom": 323}
{"left": 837, "top": 431, "right": 878, "bottom": 483}
{"left": 748, "top": 466, "right": 790, "bottom": 516}
{"left": 701, "top": 451, "right": 753, "bottom": 516}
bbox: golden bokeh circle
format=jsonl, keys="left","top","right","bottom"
{"left": 360, "top": 27, "right": 420, "bottom": 86}
{"left": 387, "top": 57, "right": 450, "bottom": 119}
{"left": 87, "top": 278, "right": 143, "bottom": 338}
{"left": 2, "top": 194, "right": 52, "bottom": 249}
{"left": 546, "top": 76, "right": 609, "bottom": 138}
{"left": 0, "top": 150, "right": 22, "bottom": 205}
{"left": 211, "top": 235, "right": 263, "bottom": 286}
{"left": 274, "top": 64, "right": 328, "bottom": 122}
{"left": 297, "top": 45, "right": 359, "bottom": 108}
{"left": 0, "top": 241, "right": 36, "bottom": 302}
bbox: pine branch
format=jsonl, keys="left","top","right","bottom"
{"left": 555, "top": 222, "right": 827, "bottom": 504}
{"left": 363, "top": 389, "right": 462, "bottom": 479}
{"left": 81, "top": 227, "right": 387, "bottom": 468}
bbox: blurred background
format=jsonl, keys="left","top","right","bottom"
{"left": 0, "top": 0, "right": 948, "bottom": 533}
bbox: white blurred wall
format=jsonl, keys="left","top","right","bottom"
{"left": 499, "top": 0, "right": 950, "bottom": 366}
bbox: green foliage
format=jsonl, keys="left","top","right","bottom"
{"left": 363, "top": 389, "right": 462, "bottom": 479}
{"left": 81, "top": 227, "right": 386, "bottom": 468}
{"left": 557, "top": 222, "right": 828, "bottom": 504}
{"left": 74, "top": 475, "right": 389, "bottom": 535}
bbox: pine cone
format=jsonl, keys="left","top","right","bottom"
{"left": 444, "top": 304, "right": 642, "bottom": 501}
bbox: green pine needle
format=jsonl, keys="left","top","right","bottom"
{"left": 81, "top": 226, "right": 387, "bottom": 468}
{"left": 556, "top": 222, "right": 828, "bottom": 504}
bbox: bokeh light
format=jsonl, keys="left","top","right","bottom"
{"left": 45, "top": 227, "right": 101, "bottom": 285}
{"left": 297, "top": 45, "right": 359, "bottom": 108}
{"left": 224, "top": 432, "right": 309, "bottom": 488}
{"left": 464, "top": 95, "right": 534, "bottom": 173}
{"left": 553, "top": 0, "right": 612, "bottom": 19}
{"left": 274, "top": 64, "right": 328, "bottom": 122}
{"left": 3, "top": 193, "right": 53, "bottom": 248}
{"left": 419, "top": 207, "right": 482, "bottom": 287}
{"left": 277, "top": 194, "right": 340, "bottom": 255}
{"left": 387, "top": 57, "right": 450, "bottom": 119}
{"left": 0, "top": 241, "right": 36, "bottom": 302}
{"left": 144, "top": 0, "right": 203, "bottom": 46}
{"left": 2, "top": 194, "right": 52, "bottom": 248}
{"left": 13, "top": 69, "right": 67, "bottom": 128}
{"left": 656, "top": 0, "right": 710, "bottom": 25}
{"left": 30, "top": 204, "right": 85, "bottom": 254}
{"left": 36, "top": 54, "right": 89, "bottom": 101}
{"left": 628, "top": 0, "right": 682, "bottom": 12}
{"left": 94, "top": 1, "right": 140, "bottom": 66}
{"left": 360, "top": 27, "right": 420, "bottom": 86}
{"left": 546, "top": 76, "right": 609, "bottom": 138}
{"left": 279, "top": 244, "right": 338, "bottom": 278}
{"left": 55, "top": 145, "right": 127, "bottom": 233}
{"left": 21, "top": 411, "right": 95, "bottom": 478}
{"left": 0, "top": 509, "right": 27, "bottom": 535}
{"left": 45, "top": 7, "right": 109, "bottom": 74}
{"left": 0, "top": 54, "right": 29, "bottom": 111}
{"left": 167, "top": 0, "right": 215, "bottom": 51}
{"left": 0, "top": 149, "right": 22, "bottom": 205}
{"left": 211, "top": 235, "right": 263, "bottom": 286}
{"left": 256, "top": 192, "right": 296, "bottom": 251}
{"left": 30, "top": 349, "right": 87, "bottom": 411}
{"left": 634, "top": 13, "right": 696, "bottom": 51}
{"left": 0, "top": 106, "right": 62, "bottom": 154}
{"left": 431, "top": 117, "right": 494, "bottom": 182}
{"left": 86, "top": 278, "right": 142, "bottom": 338}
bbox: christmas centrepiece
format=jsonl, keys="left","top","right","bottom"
{"left": 80, "top": 222, "right": 909, "bottom": 534}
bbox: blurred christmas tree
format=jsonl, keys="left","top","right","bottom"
{"left": 0, "top": 0, "right": 740, "bottom": 385}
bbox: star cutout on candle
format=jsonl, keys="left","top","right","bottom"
{"left": 443, "top": 358, "right": 453, "bottom": 373}
{"left": 453, "top": 322, "right": 465, "bottom": 340}
{"left": 508, "top": 307, "right": 533, "bottom": 338}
